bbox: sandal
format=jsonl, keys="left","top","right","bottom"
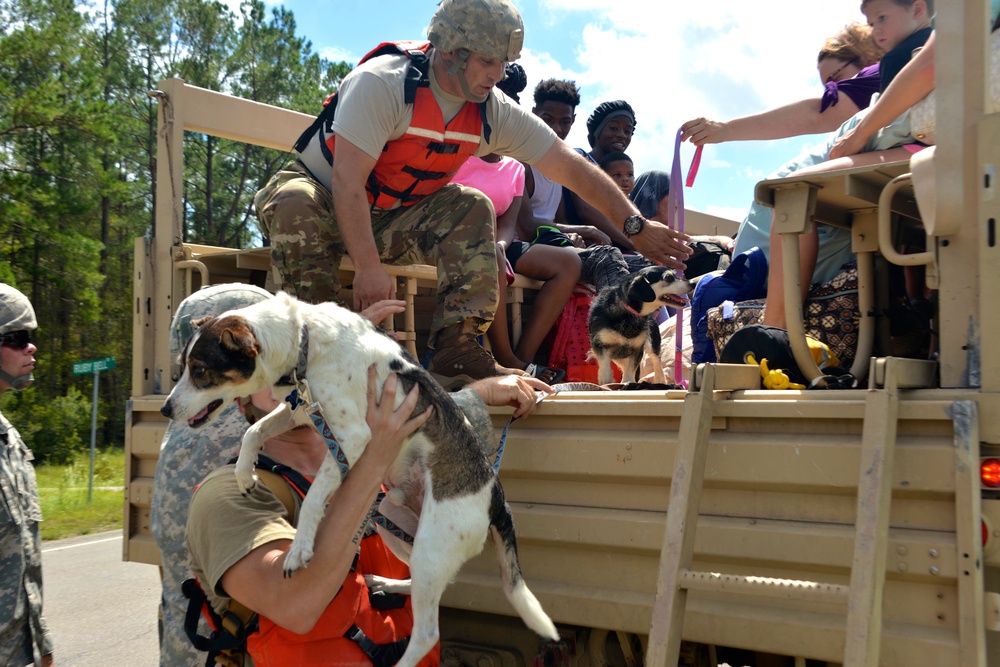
{"left": 524, "top": 363, "right": 566, "bottom": 385}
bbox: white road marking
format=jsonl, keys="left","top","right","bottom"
{"left": 42, "top": 534, "right": 122, "bottom": 553}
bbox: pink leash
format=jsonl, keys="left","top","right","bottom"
{"left": 668, "top": 132, "right": 703, "bottom": 387}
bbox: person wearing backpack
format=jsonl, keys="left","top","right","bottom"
{"left": 184, "top": 302, "right": 550, "bottom": 666}
{"left": 254, "top": 0, "right": 691, "bottom": 390}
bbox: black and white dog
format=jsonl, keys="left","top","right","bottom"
{"left": 588, "top": 265, "right": 692, "bottom": 385}
{"left": 160, "top": 292, "right": 557, "bottom": 666}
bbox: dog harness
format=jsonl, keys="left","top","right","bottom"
{"left": 278, "top": 324, "right": 415, "bottom": 546}
{"left": 183, "top": 455, "right": 436, "bottom": 667}
{"left": 294, "top": 40, "right": 488, "bottom": 210}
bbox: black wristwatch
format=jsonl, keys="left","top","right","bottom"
{"left": 623, "top": 214, "right": 645, "bottom": 238}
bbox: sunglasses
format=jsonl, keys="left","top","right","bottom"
{"left": 1, "top": 330, "right": 32, "bottom": 349}
{"left": 825, "top": 58, "right": 859, "bottom": 83}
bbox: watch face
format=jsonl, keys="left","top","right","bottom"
{"left": 625, "top": 215, "right": 643, "bottom": 235}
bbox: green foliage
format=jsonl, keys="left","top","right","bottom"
{"left": 1, "top": 386, "right": 95, "bottom": 463}
{"left": 35, "top": 448, "right": 125, "bottom": 540}
{"left": 0, "top": 0, "right": 357, "bottom": 448}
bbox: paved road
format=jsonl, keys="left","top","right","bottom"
{"left": 41, "top": 530, "right": 160, "bottom": 666}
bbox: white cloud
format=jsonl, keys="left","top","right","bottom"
{"left": 320, "top": 45, "right": 360, "bottom": 64}
{"left": 524, "top": 0, "right": 869, "bottom": 213}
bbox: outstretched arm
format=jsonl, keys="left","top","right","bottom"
{"left": 533, "top": 141, "right": 691, "bottom": 269}
{"left": 682, "top": 94, "right": 863, "bottom": 146}
{"left": 829, "top": 32, "right": 936, "bottom": 159}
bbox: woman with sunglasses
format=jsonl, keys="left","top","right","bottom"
{"left": 681, "top": 22, "right": 884, "bottom": 146}
{"left": 0, "top": 283, "right": 55, "bottom": 667}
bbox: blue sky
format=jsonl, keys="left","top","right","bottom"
{"left": 260, "top": 0, "right": 872, "bottom": 223}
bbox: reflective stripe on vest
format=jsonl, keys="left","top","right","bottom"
{"left": 326, "top": 84, "right": 482, "bottom": 209}
{"left": 293, "top": 40, "right": 485, "bottom": 209}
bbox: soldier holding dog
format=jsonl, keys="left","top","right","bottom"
{"left": 255, "top": 0, "right": 692, "bottom": 388}
{"left": 182, "top": 305, "right": 551, "bottom": 666}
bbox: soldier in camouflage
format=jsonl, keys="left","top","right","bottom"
{"left": 150, "top": 283, "right": 272, "bottom": 667}
{"left": 255, "top": 0, "right": 692, "bottom": 389}
{"left": 0, "top": 284, "right": 54, "bottom": 667}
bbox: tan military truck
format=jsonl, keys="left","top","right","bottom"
{"left": 124, "top": 3, "right": 1000, "bottom": 664}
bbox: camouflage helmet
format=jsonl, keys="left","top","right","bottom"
{"left": 170, "top": 283, "right": 272, "bottom": 379}
{"left": 0, "top": 283, "right": 37, "bottom": 335}
{"left": 427, "top": 0, "right": 524, "bottom": 62}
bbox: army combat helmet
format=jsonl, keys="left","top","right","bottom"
{"left": 427, "top": 0, "right": 523, "bottom": 62}
{"left": 0, "top": 283, "right": 37, "bottom": 390}
{"left": 427, "top": 0, "right": 524, "bottom": 101}
{"left": 169, "top": 283, "right": 272, "bottom": 381}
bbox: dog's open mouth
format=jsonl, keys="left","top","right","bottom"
{"left": 659, "top": 293, "right": 690, "bottom": 308}
{"left": 188, "top": 399, "right": 224, "bottom": 428}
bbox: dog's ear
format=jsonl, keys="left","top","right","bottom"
{"left": 190, "top": 316, "right": 212, "bottom": 330}
{"left": 627, "top": 273, "right": 657, "bottom": 304}
{"left": 221, "top": 323, "right": 259, "bottom": 358}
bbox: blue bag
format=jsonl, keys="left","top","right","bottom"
{"left": 690, "top": 246, "right": 769, "bottom": 363}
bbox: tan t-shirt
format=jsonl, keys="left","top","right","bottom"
{"left": 297, "top": 49, "right": 557, "bottom": 193}
{"left": 186, "top": 465, "right": 298, "bottom": 616}
{"left": 185, "top": 389, "right": 491, "bottom": 618}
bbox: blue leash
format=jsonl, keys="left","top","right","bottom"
{"left": 492, "top": 390, "right": 549, "bottom": 474}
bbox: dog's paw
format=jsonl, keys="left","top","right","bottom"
{"left": 364, "top": 574, "right": 411, "bottom": 595}
{"left": 283, "top": 540, "right": 314, "bottom": 577}
{"left": 364, "top": 573, "right": 389, "bottom": 592}
{"left": 234, "top": 459, "right": 258, "bottom": 495}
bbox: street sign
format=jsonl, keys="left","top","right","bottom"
{"left": 72, "top": 356, "right": 117, "bottom": 501}
{"left": 72, "top": 356, "right": 116, "bottom": 375}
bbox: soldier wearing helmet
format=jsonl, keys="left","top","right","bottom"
{"left": 255, "top": 0, "right": 692, "bottom": 389}
{"left": 0, "top": 284, "right": 55, "bottom": 667}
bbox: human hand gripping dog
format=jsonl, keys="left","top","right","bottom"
{"left": 166, "top": 293, "right": 559, "bottom": 665}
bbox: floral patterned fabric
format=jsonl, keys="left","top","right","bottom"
{"left": 707, "top": 262, "right": 860, "bottom": 366}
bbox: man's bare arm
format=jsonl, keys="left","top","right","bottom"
{"left": 331, "top": 137, "right": 395, "bottom": 311}
{"left": 221, "top": 374, "right": 430, "bottom": 634}
{"left": 533, "top": 141, "right": 691, "bottom": 269}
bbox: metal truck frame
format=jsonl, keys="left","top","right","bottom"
{"left": 124, "top": 3, "right": 1000, "bottom": 664}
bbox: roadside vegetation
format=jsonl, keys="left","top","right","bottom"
{"left": 35, "top": 448, "right": 124, "bottom": 541}
{"left": 1, "top": 0, "right": 352, "bottom": 458}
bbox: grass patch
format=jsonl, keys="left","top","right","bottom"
{"left": 35, "top": 448, "right": 125, "bottom": 541}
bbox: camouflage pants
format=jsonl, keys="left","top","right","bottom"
{"left": 254, "top": 161, "right": 499, "bottom": 347}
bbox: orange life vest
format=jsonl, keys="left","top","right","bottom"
{"left": 185, "top": 457, "right": 439, "bottom": 667}
{"left": 248, "top": 533, "right": 439, "bottom": 667}
{"left": 293, "top": 41, "right": 488, "bottom": 209}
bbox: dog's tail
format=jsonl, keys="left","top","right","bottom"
{"left": 489, "top": 481, "right": 559, "bottom": 641}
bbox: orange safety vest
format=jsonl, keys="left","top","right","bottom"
{"left": 293, "top": 41, "right": 488, "bottom": 209}
{"left": 248, "top": 533, "right": 439, "bottom": 667}
{"left": 185, "top": 457, "right": 439, "bottom": 667}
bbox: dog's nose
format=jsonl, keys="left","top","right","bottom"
{"left": 160, "top": 402, "right": 173, "bottom": 418}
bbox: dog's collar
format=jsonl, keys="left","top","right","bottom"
{"left": 622, "top": 301, "right": 648, "bottom": 317}
{"left": 277, "top": 323, "right": 310, "bottom": 386}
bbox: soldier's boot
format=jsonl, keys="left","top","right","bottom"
{"left": 428, "top": 321, "right": 527, "bottom": 389}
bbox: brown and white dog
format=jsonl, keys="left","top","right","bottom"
{"left": 588, "top": 265, "right": 692, "bottom": 385}
{"left": 160, "top": 292, "right": 557, "bottom": 666}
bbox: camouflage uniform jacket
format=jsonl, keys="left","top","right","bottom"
{"left": 0, "top": 408, "right": 53, "bottom": 666}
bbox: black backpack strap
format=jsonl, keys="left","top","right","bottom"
{"left": 345, "top": 624, "right": 411, "bottom": 667}
{"left": 254, "top": 453, "right": 313, "bottom": 498}
{"left": 402, "top": 48, "right": 430, "bottom": 104}
{"left": 293, "top": 43, "right": 430, "bottom": 156}
{"left": 293, "top": 96, "right": 339, "bottom": 155}
{"left": 182, "top": 578, "right": 257, "bottom": 667}
{"left": 479, "top": 100, "right": 491, "bottom": 144}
